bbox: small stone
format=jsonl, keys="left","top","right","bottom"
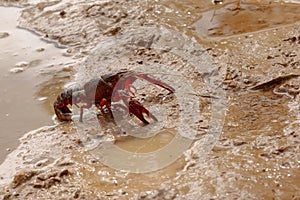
{"left": 59, "top": 169, "right": 70, "bottom": 177}
{"left": 3, "top": 193, "right": 12, "bottom": 200}
{"left": 10, "top": 67, "right": 24, "bottom": 73}
{"left": 59, "top": 10, "right": 66, "bottom": 17}
{"left": 11, "top": 170, "right": 37, "bottom": 188}
{"left": 33, "top": 183, "right": 43, "bottom": 188}
{"left": 104, "top": 26, "right": 121, "bottom": 36}
{"left": 36, "top": 48, "right": 45, "bottom": 52}
{"left": 76, "top": 138, "right": 83, "bottom": 145}
{"left": 44, "top": 177, "right": 61, "bottom": 189}
{"left": 74, "top": 190, "right": 80, "bottom": 198}
{"left": 29, "top": 59, "right": 42, "bottom": 67}
{"left": 0, "top": 32, "right": 9, "bottom": 39}
{"left": 15, "top": 61, "right": 29, "bottom": 68}
{"left": 35, "top": 159, "right": 50, "bottom": 167}
{"left": 38, "top": 97, "right": 48, "bottom": 101}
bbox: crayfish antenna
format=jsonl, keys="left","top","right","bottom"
{"left": 79, "top": 104, "right": 89, "bottom": 122}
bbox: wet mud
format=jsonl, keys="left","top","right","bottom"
{"left": 0, "top": 0, "right": 300, "bottom": 199}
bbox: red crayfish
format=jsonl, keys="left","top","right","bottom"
{"left": 54, "top": 70, "right": 175, "bottom": 124}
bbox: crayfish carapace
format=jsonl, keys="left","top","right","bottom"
{"left": 54, "top": 70, "right": 175, "bottom": 124}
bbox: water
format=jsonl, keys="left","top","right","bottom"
{"left": 0, "top": 6, "right": 72, "bottom": 163}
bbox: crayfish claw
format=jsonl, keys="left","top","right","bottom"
{"left": 54, "top": 108, "right": 72, "bottom": 121}
{"left": 129, "top": 99, "right": 157, "bottom": 125}
{"left": 53, "top": 89, "right": 75, "bottom": 121}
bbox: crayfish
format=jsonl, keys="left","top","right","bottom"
{"left": 54, "top": 70, "right": 175, "bottom": 124}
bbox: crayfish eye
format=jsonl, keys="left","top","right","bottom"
{"left": 72, "top": 91, "right": 85, "bottom": 103}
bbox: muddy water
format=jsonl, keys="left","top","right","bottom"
{"left": 0, "top": 0, "right": 299, "bottom": 199}
{"left": 0, "top": 7, "right": 73, "bottom": 163}
{"left": 194, "top": 2, "right": 300, "bottom": 39}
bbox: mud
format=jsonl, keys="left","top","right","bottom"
{"left": 0, "top": 0, "right": 299, "bottom": 199}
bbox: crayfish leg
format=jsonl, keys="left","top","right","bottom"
{"left": 53, "top": 104, "right": 72, "bottom": 121}
{"left": 79, "top": 105, "right": 87, "bottom": 122}
{"left": 79, "top": 103, "right": 93, "bottom": 122}
{"left": 97, "top": 98, "right": 113, "bottom": 116}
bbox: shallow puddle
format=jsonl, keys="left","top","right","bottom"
{"left": 75, "top": 150, "right": 186, "bottom": 197}
{"left": 115, "top": 129, "right": 175, "bottom": 153}
{"left": 0, "top": 6, "right": 72, "bottom": 163}
{"left": 194, "top": 2, "right": 300, "bottom": 39}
